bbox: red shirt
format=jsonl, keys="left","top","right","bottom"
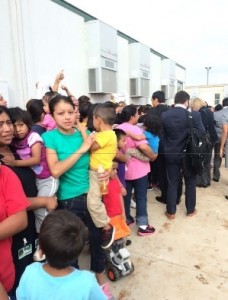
{"left": 0, "top": 166, "right": 30, "bottom": 292}
{"left": 103, "top": 177, "right": 122, "bottom": 218}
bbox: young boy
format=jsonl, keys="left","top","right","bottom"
{"left": 16, "top": 210, "right": 106, "bottom": 300}
{"left": 87, "top": 103, "right": 117, "bottom": 249}
{"left": 103, "top": 161, "right": 126, "bottom": 220}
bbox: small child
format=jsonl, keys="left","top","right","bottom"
{"left": 126, "top": 114, "right": 160, "bottom": 161}
{"left": 113, "top": 128, "right": 128, "bottom": 190}
{"left": 87, "top": 103, "right": 117, "bottom": 249}
{"left": 16, "top": 210, "right": 106, "bottom": 300}
{"left": 6, "top": 107, "right": 58, "bottom": 233}
{"left": 26, "top": 99, "right": 46, "bottom": 136}
{"left": 42, "top": 91, "right": 58, "bottom": 131}
{"left": 103, "top": 161, "right": 126, "bottom": 220}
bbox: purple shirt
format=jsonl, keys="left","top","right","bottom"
{"left": 12, "top": 131, "right": 51, "bottom": 179}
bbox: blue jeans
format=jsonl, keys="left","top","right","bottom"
{"left": 57, "top": 194, "right": 105, "bottom": 273}
{"left": 124, "top": 174, "right": 149, "bottom": 226}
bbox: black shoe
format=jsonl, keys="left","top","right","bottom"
{"left": 126, "top": 239, "right": 132, "bottom": 246}
{"left": 225, "top": 195, "right": 228, "bottom": 200}
{"left": 213, "top": 178, "right": 219, "bottom": 182}
{"left": 155, "top": 196, "right": 166, "bottom": 204}
{"left": 126, "top": 215, "right": 135, "bottom": 226}
{"left": 101, "top": 225, "right": 115, "bottom": 249}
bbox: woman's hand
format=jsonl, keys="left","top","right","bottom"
{"left": 98, "top": 169, "right": 111, "bottom": 184}
{"left": 220, "top": 146, "right": 224, "bottom": 158}
{"left": 75, "top": 122, "right": 86, "bottom": 133}
{"left": 80, "top": 131, "right": 96, "bottom": 153}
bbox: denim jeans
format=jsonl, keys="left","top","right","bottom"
{"left": 124, "top": 174, "right": 149, "bottom": 226}
{"left": 57, "top": 194, "right": 105, "bottom": 273}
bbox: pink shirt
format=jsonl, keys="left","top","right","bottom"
{"left": 117, "top": 122, "right": 150, "bottom": 180}
{"left": 42, "top": 113, "right": 56, "bottom": 131}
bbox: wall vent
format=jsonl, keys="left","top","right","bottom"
{"left": 105, "top": 59, "right": 115, "bottom": 70}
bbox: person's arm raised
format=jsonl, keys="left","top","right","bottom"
{"left": 52, "top": 70, "right": 64, "bottom": 92}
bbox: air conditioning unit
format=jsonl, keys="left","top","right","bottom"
{"left": 89, "top": 68, "right": 117, "bottom": 93}
{"left": 86, "top": 20, "right": 118, "bottom": 93}
{"left": 161, "top": 81, "right": 175, "bottom": 99}
{"left": 129, "top": 43, "right": 150, "bottom": 97}
{"left": 130, "top": 78, "right": 149, "bottom": 97}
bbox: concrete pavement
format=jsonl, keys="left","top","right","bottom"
{"left": 80, "top": 166, "right": 228, "bottom": 300}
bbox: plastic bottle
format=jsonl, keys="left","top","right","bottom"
{"left": 97, "top": 164, "right": 108, "bottom": 195}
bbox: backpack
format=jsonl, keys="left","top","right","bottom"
{"left": 182, "top": 112, "right": 211, "bottom": 176}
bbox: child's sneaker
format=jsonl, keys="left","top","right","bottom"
{"left": 101, "top": 282, "right": 115, "bottom": 300}
{"left": 130, "top": 199, "right": 136, "bottom": 208}
{"left": 101, "top": 225, "right": 115, "bottom": 249}
{"left": 137, "top": 225, "right": 155, "bottom": 236}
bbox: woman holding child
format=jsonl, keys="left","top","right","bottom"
{"left": 117, "top": 104, "right": 157, "bottom": 236}
{"left": 42, "top": 95, "right": 114, "bottom": 299}
{"left": 0, "top": 105, "right": 57, "bottom": 297}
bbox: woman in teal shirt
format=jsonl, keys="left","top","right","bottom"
{"left": 42, "top": 95, "right": 112, "bottom": 296}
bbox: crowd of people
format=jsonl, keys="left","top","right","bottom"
{"left": 0, "top": 72, "right": 228, "bottom": 300}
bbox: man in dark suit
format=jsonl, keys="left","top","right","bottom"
{"left": 161, "top": 91, "right": 205, "bottom": 220}
{"left": 147, "top": 91, "right": 170, "bottom": 203}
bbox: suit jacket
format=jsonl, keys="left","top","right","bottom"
{"left": 161, "top": 107, "right": 205, "bottom": 164}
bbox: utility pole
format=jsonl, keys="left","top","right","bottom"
{"left": 205, "top": 67, "right": 211, "bottom": 85}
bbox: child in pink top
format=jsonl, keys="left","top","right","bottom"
{"left": 42, "top": 91, "right": 57, "bottom": 131}
{"left": 6, "top": 107, "right": 58, "bottom": 233}
{"left": 116, "top": 104, "right": 156, "bottom": 236}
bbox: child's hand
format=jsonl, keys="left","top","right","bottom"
{"left": 121, "top": 186, "right": 127, "bottom": 196}
{"left": 55, "top": 70, "right": 64, "bottom": 83}
{"left": 46, "top": 196, "right": 58, "bottom": 212}
{"left": 61, "top": 84, "right": 68, "bottom": 91}
{"left": 2, "top": 156, "right": 17, "bottom": 166}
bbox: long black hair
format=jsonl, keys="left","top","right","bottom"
{"left": 117, "top": 104, "right": 137, "bottom": 123}
{"left": 143, "top": 114, "right": 161, "bottom": 136}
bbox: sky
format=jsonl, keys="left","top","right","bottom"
{"left": 67, "top": 0, "right": 228, "bottom": 86}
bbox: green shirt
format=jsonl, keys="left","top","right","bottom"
{"left": 42, "top": 129, "right": 90, "bottom": 200}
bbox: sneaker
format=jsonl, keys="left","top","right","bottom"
{"left": 130, "top": 199, "right": 136, "bottom": 208}
{"left": 137, "top": 225, "right": 155, "bottom": 236}
{"left": 101, "top": 282, "right": 115, "bottom": 300}
{"left": 33, "top": 246, "right": 46, "bottom": 262}
{"left": 101, "top": 225, "right": 115, "bottom": 249}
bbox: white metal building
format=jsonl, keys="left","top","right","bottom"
{"left": 0, "top": 0, "right": 186, "bottom": 108}
{"left": 185, "top": 84, "right": 228, "bottom": 107}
